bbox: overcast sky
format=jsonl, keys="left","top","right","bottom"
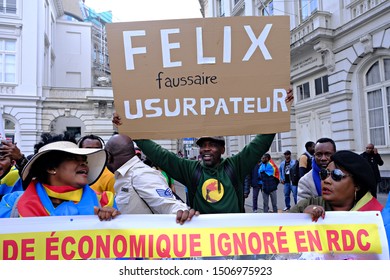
{"left": 85, "top": 0, "right": 203, "bottom": 22}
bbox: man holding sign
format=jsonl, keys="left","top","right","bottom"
{"left": 113, "top": 90, "right": 292, "bottom": 214}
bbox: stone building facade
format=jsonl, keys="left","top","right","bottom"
{"left": 202, "top": 0, "right": 390, "bottom": 191}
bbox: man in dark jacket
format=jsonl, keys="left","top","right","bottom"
{"left": 298, "top": 141, "right": 315, "bottom": 178}
{"left": 245, "top": 161, "right": 262, "bottom": 212}
{"left": 279, "top": 150, "right": 297, "bottom": 211}
{"left": 134, "top": 134, "right": 275, "bottom": 214}
{"left": 361, "top": 143, "right": 384, "bottom": 198}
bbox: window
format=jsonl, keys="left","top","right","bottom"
{"left": 315, "top": 75, "right": 329, "bottom": 95}
{"left": 66, "top": 127, "right": 81, "bottom": 140}
{"left": 0, "top": 39, "right": 16, "bottom": 83}
{"left": 0, "top": 0, "right": 16, "bottom": 14}
{"left": 300, "top": 0, "right": 318, "bottom": 21}
{"left": 270, "top": 133, "right": 281, "bottom": 153}
{"left": 217, "top": 0, "right": 224, "bottom": 17}
{"left": 366, "top": 61, "right": 380, "bottom": 85}
{"left": 1, "top": 118, "right": 15, "bottom": 142}
{"left": 365, "top": 58, "right": 390, "bottom": 146}
{"left": 93, "top": 44, "right": 98, "bottom": 62}
{"left": 297, "top": 82, "right": 310, "bottom": 101}
{"left": 260, "top": 0, "right": 274, "bottom": 16}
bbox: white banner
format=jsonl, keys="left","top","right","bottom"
{"left": 0, "top": 211, "right": 388, "bottom": 260}
{"left": 1, "top": 259, "right": 390, "bottom": 280}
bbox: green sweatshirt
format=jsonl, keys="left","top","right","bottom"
{"left": 135, "top": 134, "right": 275, "bottom": 214}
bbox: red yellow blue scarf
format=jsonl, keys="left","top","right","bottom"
{"left": 259, "top": 159, "right": 280, "bottom": 180}
{"left": 351, "top": 192, "right": 383, "bottom": 212}
{"left": 0, "top": 166, "right": 23, "bottom": 196}
{"left": 269, "top": 159, "right": 280, "bottom": 180}
{"left": 17, "top": 180, "right": 116, "bottom": 217}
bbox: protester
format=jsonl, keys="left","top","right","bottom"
{"left": 114, "top": 130, "right": 274, "bottom": 214}
{"left": 290, "top": 150, "right": 385, "bottom": 259}
{"left": 77, "top": 134, "right": 116, "bottom": 194}
{"left": 279, "top": 150, "right": 297, "bottom": 211}
{"left": 104, "top": 133, "right": 198, "bottom": 225}
{"left": 112, "top": 90, "right": 293, "bottom": 214}
{"left": 298, "top": 141, "right": 315, "bottom": 178}
{"left": 0, "top": 134, "right": 119, "bottom": 220}
{"left": 7, "top": 132, "right": 79, "bottom": 189}
{"left": 0, "top": 140, "right": 29, "bottom": 179}
{"left": 245, "top": 160, "right": 262, "bottom": 212}
{"left": 259, "top": 153, "right": 279, "bottom": 213}
{"left": 297, "top": 137, "right": 336, "bottom": 201}
{"left": 291, "top": 150, "right": 383, "bottom": 218}
{"left": 0, "top": 149, "right": 23, "bottom": 200}
{"left": 360, "top": 143, "right": 384, "bottom": 198}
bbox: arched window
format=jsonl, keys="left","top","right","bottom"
{"left": 365, "top": 58, "right": 390, "bottom": 146}
{"left": 259, "top": 0, "right": 274, "bottom": 16}
{"left": 1, "top": 117, "right": 15, "bottom": 142}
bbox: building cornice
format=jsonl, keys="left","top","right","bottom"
{"left": 334, "top": 1, "right": 390, "bottom": 39}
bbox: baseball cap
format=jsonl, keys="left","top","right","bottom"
{"left": 196, "top": 136, "right": 225, "bottom": 146}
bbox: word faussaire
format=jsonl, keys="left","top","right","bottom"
{"left": 156, "top": 71, "right": 218, "bottom": 89}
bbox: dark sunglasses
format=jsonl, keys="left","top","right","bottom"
{"left": 319, "top": 169, "right": 352, "bottom": 182}
{"left": 64, "top": 154, "right": 88, "bottom": 162}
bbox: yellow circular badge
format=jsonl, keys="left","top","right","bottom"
{"left": 201, "top": 178, "right": 224, "bottom": 203}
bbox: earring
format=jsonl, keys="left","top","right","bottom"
{"left": 49, "top": 170, "right": 56, "bottom": 175}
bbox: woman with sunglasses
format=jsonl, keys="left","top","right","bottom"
{"left": 290, "top": 150, "right": 383, "bottom": 221}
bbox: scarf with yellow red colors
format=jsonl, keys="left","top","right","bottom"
{"left": 17, "top": 180, "right": 115, "bottom": 217}
{"left": 351, "top": 192, "right": 383, "bottom": 212}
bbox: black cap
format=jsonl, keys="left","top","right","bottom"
{"left": 330, "top": 150, "right": 376, "bottom": 194}
{"left": 196, "top": 136, "right": 225, "bottom": 146}
{"left": 284, "top": 150, "right": 291, "bottom": 155}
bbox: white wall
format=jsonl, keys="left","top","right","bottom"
{"left": 54, "top": 21, "right": 92, "bottom": 88}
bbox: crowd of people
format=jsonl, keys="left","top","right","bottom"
{"left": 1, "top": 89, "right": 390, "bottom": 259}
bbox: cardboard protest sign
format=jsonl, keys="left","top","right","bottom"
{"left": 106, "top": 16, "right": 290, "bottom": 139}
